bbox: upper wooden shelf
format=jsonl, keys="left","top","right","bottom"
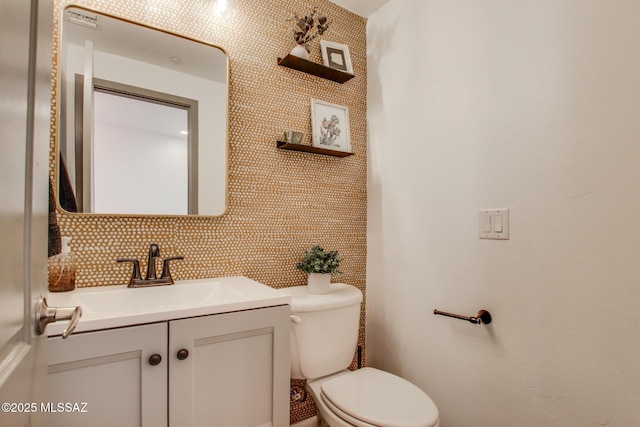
{"left": 277, "top": 54, "right": 355, "bottom": 84}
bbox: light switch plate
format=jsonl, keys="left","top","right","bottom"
{"left": 478, "top": 208, "right": 509, "bottom": 240}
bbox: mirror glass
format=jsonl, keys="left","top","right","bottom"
{"left": 57, "top": 7, "right": 228, "bottom": 216}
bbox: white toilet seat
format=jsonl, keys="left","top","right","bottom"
{"left": 309, "top": 368, "right": 439, "bottom": 427}
{"left": 321, "top": 392, "right": 378, "bottom": 427}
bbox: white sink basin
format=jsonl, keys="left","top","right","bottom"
{"left": 52, "top": 279, "right": 241, "bottom": 315}
{"left": 46, "top": 276, "right": 291, "bottom": 336}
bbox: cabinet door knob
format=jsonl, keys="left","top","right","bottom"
{"left": 148, "top": 354, "right": 162, "bottom": 366}
{"left": 176, "top": 349, "right": 189, "bottom": 360}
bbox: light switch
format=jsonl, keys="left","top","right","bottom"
{"left": 494, "top": 215, "right": 503, "bottom": 232}
{"left": 482, "top": 215, "right": 492, "bottom": 233}
{"left": 478, "top": 208, "right": 509, "bottom": 240}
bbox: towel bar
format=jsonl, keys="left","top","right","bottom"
{"left": 433, "top": 309, "right": 492, "bottom": 325}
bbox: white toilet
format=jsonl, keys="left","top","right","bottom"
{"left": 281, "top": 283, "right": 440, "bottom": 427}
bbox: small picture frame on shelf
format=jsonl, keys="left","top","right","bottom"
{"left": 320, "top": 40, "right": 353, "bottom": 74}
{"left": 311, "top": 99, "right": 351, "bottom": 153}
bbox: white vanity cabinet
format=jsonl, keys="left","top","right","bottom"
{"left": 48, "top": 322, "right": 168, "bottom": 427}
{"left": 48, "top": 305, "right": 290, "bottom": 427}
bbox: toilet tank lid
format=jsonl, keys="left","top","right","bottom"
{"left": 279, "top": 283, "right": 363, "bottom": 312}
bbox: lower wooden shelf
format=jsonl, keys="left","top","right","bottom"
{"left": 277, "top": 141, "right": 354, "bottom": 157}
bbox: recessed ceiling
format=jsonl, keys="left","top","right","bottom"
{"left": 329, "top": 0, "right": 390, "bottom": 17}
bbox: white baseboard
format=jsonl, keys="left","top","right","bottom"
{"left": 290, "top": 416, "right": 318, "bottom": 427}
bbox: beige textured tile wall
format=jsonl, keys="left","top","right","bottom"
{"left": 50, "top": 0, "right": 366, "bottom": 423}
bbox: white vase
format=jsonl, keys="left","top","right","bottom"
{"left": 308, "top": 273, "right": 331, "bottom": 295}
{"left": 290, "top": 44, "right": 310, "bottom": 60}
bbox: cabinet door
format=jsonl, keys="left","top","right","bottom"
{"left": 169, "top": 305, "right": 290, "bottom": 427}
{"left": 48, "top": 322, "right": 168, "bottom": 427}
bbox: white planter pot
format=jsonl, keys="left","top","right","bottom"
{"left": 307, "top": 273, "right": 331, "bottom": 295}
{"left": 290, "top": 44, "right": 310, "bottom": 60}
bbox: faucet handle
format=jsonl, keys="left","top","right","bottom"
{"left": 160, "top": 256, "right": 184, "bottom": 283}
{"left": 117, "top": 258, "right": 142, "bottom": 287}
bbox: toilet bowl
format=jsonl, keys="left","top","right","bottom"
{"left": 308, "top": 368, "right": 439, "bottom": 427}
{"left": 280, "top": 284, "right": 440, "bottom": 427}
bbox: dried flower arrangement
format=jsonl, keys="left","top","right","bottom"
{"left": 288, "top": 7, "right": 331, "bottom": 53}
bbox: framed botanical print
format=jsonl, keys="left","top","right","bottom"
{"left": 311, "top": 99, "right": 351, "bottom": 153}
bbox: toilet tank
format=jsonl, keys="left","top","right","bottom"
{"left": 280, "top": 283, "right": 363, "bottom": 380}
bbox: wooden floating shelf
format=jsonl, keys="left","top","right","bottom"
{"left": 277, "top": 141, "right": 354, "bottom": 157}
{"left": 277, "top": 54, "right": 355, "bottom": 84}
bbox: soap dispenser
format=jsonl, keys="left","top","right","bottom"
{"left": 48, "top": 237, "right": 76, "bottom": 292}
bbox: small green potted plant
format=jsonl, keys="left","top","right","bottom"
{"left": 296, "top": 245, "right": 342, "bottom": 294}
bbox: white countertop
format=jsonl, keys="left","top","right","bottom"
{"left": 46, "top": 276, "right": 291, "bottom": 337}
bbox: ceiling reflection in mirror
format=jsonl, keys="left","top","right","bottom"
{"left": 57, "top": 7, "right": 228, "bottom": 216}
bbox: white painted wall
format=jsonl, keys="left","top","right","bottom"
{"left": 329, "top": 0, "right": 390, "bottom": 17}
{"left": 367, "top": 1, "right": 640, "bottom": 426}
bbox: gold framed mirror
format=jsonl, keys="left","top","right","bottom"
{"left": 55, "top": 6, "right": 229, "bottom": 216}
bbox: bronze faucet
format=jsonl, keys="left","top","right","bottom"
{"left": 145, "top": 243, "right": 161, "bottom": 280}
{"left": 117, "top": 243, "right": 184, "bottom": 287}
